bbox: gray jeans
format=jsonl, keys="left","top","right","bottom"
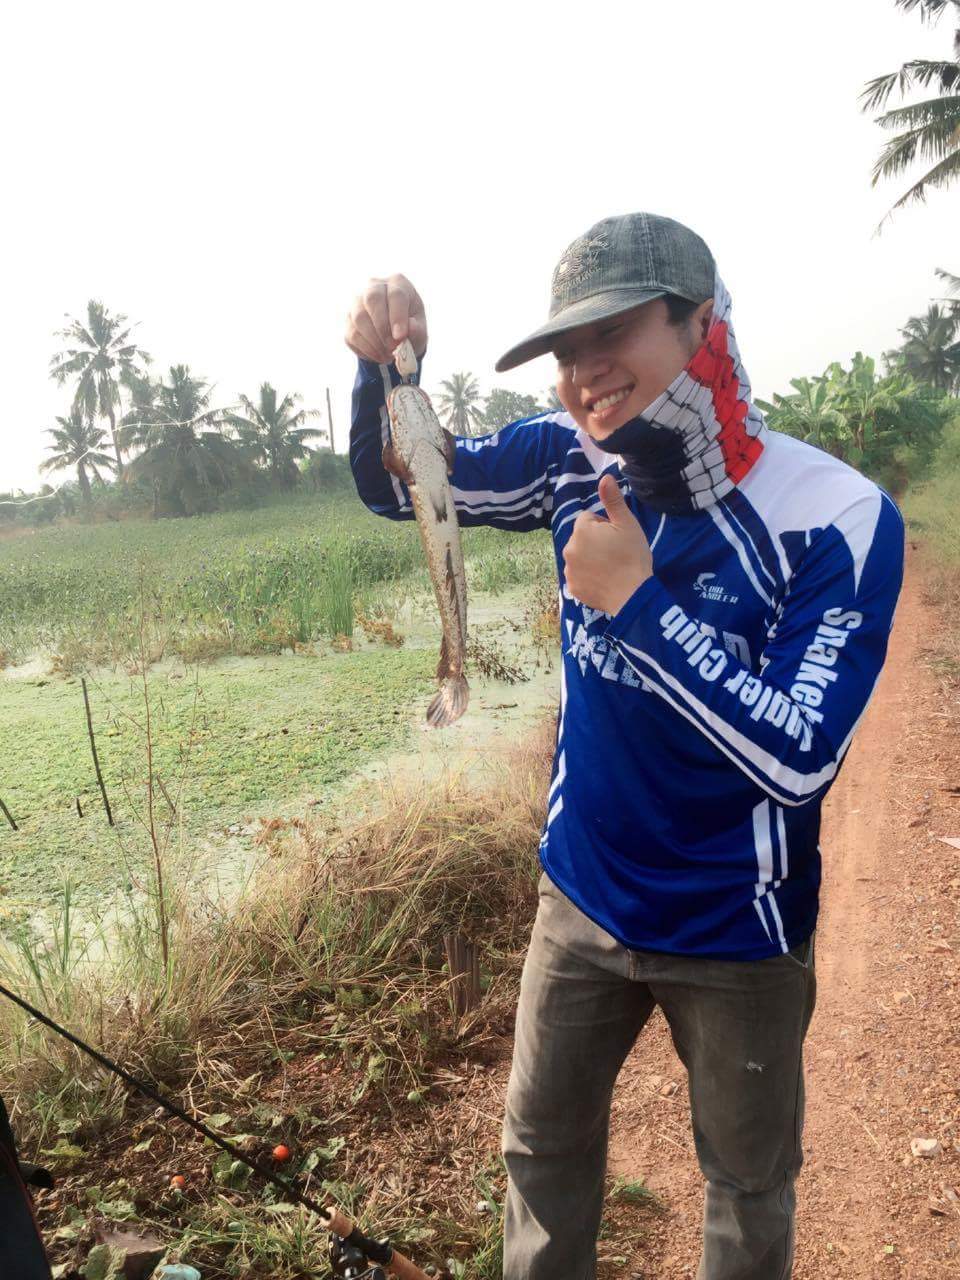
{"left": 501, "top": 872, "right": 817, "bottom": 1280}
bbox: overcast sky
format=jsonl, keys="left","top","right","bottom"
{"left": 2, "top": 0, "right": 957, "bottom": 495}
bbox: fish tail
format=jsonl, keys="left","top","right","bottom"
{"left": 426, "top": 676, "right": 470, "bottom": 729}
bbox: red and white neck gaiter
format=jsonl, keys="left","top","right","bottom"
{"left": 593, "top": 274, "right": 767, "bottom": 515}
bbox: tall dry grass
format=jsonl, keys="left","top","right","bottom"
{"left": 0, "top": 719, "right": 554, "bottom": 1150}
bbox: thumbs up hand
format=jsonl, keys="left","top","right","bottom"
{"left": 562, "top": 473, "right": 653, "bottom": 617}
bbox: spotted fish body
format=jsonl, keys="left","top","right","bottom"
{"left": 384, "top": 348, "right": 469, "bottom": 728}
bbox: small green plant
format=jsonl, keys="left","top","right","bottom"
{"left": 608, "top": 1173, "right": 660, "bottom": 1207}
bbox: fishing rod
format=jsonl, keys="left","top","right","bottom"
{"left": 0, "top": 980, "right": 452, "bottom": 1280}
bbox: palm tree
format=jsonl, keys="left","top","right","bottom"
{"left": 860, "top": 0, "right": 960, "bottom": 226}
{"left": 888, "top": 303, "right": 960, "bottom": 391}
{"left": 49, "top": 300, "right": 149, "bottom": 471}
{"left": 935, "top": 267, "right": 960, "bottom": 320}
{"left": 543, "top": 386, "right": 564, "bottom": 411}
{"left": 224, "top": 384, "right": 326, "bottom": 490}
{"left": 435, "top": 371, "right": 485, "bottom": 435}
{"left": 119, "top": 365, "right": 247, "bottom": 516}
{"left": 39, "top": 409, "right": 115, "bottom": 507}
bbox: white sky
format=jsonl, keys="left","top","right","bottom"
{"left": 2, "top": 0, "right": 957, "bottom": 494}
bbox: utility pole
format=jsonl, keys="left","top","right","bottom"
{"left": 325, "top": 387, "right": 335, "bottom": 453}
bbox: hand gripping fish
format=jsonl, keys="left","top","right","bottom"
{"left": 382, "top": 339, "right": 469, "bottom": 728}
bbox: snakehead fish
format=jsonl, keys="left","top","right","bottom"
{"left": 383, "top": 339, "right": 469, "bottom": 728}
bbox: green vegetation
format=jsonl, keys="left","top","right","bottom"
{"left": 39, "top": 409, "right": 116, "bottom": 507}
{"left": 480, "top": 388, "right": 549, "bottom": 431}
{"left": 0, "top": 643, "right": 435, "bottom": 923}
{"left": 758, "top": 352, "right": 953, "bottom": 494}
{"left": 436, "top": 372, "right": 486, "bottom": 435}
{"left": 887, "top": 302, "right": 960, "bottom": 392}
{"left": 433, "top": 373, "right": 562, "bottom": 437}
{"left": 49, "top": 300, "right": 150, "bottom": 472}
{"left": 861, "top": 0, "right": 960, "bottom": 224}
{"left": 0, "top": 486, "right": 554, "bottom": 925}
{"left": 119, "top": 364, "right": 253, "bottom": 518}
{"left": 0, "top": 719, "right": 560, "bottom": 1278}
{"left": 225, "top": 383, "right": 327, "bottom": 489}
{"left": 0, "top": 716, "right": 656, "bottom": 1275}
{"left": 904, "top": 413, "right": 960, "bottom": 562}
{"left": 760, "top": 275, "right": 960, "bottom": 496}
{"left": 0, "top": 490, "right": 553, "bottom": 668}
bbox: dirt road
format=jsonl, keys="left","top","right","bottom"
{"left": 607, "top": 552, "right": 960, "bottom": 1277}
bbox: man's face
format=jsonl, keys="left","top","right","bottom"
{"left": 553, "top": 297, "right": 713, "bottom": 442}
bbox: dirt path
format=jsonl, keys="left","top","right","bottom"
{"left": 606, "top": 551, "right": 960, "bottom": 1277}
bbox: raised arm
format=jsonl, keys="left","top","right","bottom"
{"left": 345, "top": 273, "right": 574, "bottom": 531}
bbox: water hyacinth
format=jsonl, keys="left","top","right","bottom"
{"left": 0, "top": 491, "right": 553, "bottom": 667}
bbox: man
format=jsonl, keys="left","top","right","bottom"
{"left": 345, "top": 212, "right": 904, "bottom": 1279}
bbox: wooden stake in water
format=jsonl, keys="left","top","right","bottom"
{"left": 81, "top": 677, "right": 114, "bottom": 826}
{"left": 0, "top": 796, "right": 17, "bottom": 831}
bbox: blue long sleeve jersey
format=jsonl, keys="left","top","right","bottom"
{"left": 350, "top": 356, "right": 905, "bottom": 960}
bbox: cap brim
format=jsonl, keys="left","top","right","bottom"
{"left": 494, "top": 287, "right": 668, "bottom": 373}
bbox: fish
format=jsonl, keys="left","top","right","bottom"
{"left": 382, "top": 339, "right": 469, "bottom": 728}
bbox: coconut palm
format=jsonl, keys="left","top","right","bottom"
{"left": 436, "top": 371, "right": 486, "bottom": 435}
{"left": 860, "top": 0, "right": 960, "bottom": 226}
{"left": 49, "top": 300, "right": 149, "bottom": 470}
{"left": 889, "top": 303, "right": 960, "bottom": 391}
{"left": 39, "top": 409, "right": 115, "bottom": 507}
{"left": 224, "top": 384, "right": 326, "bottom": 490}
{"left": 119, "top": 365, "right": 247, "bottom": 516}
{"left": 935, "top": 267, "right": 960, "bottom": 321}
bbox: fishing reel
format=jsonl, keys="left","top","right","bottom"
{"left": 328, "top": 1232, "right": 453, "bottom": 1280}
{"left": 328, "top": 1233, "right": 388, "bottom": 1279}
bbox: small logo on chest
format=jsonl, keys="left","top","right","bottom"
{"left": 694, "top": 572, "right": 739, "bottom": 605}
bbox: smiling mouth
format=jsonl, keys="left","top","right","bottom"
{"left": 586, "top": 384, "right": 635, "bottom": 420}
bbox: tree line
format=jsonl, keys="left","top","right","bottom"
{"left": 25, "top": 300, "right": 336, "bottom": 522}
{"left": 757, "top": 273, "right": 960, "bottom": 496}
{"left": 2, "top": 300, "right": 564, "bottom": 529}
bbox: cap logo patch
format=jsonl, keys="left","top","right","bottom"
{"left": 552, "top": 231, "right": 608, "bottom": 300}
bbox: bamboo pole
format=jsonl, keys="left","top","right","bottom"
{"left": 81, "top": 677, "right": 114, "bottom": 826}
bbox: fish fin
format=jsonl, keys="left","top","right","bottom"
{"left": 382, "top": 440, "right": 413, "bottom": 484}
{"left": 442, "top": 427, "right": 457, "bottom": 476}
{"left": 426, "top": 676, "right": 470, "bottom": 729}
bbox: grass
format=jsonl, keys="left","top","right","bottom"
{"left": 4, "top": 727, "right": 659, "bottom": 1277}
{"left": 0, "top": 489, "right": 554, "bottom": 669}
{"left": 0, "top": 483, "right": 653, "bottom": 1276}
{"left": 0, "top": 709, "right": 557, "bottom": 1277}
{"left": 903, "top": 415, "right": 960, "bottom": 567}
{"left": 0, "top": 642, "right": 437, "bottom": 925}
{"left": 904, "top": 414, "right": 960, "bottom": 671}
{"left": 0, "top": 486, "right": 559, "bottom": 925}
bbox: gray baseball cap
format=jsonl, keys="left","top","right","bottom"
{"left": 494, "top": 211, "right": 716, "bottom": 373}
